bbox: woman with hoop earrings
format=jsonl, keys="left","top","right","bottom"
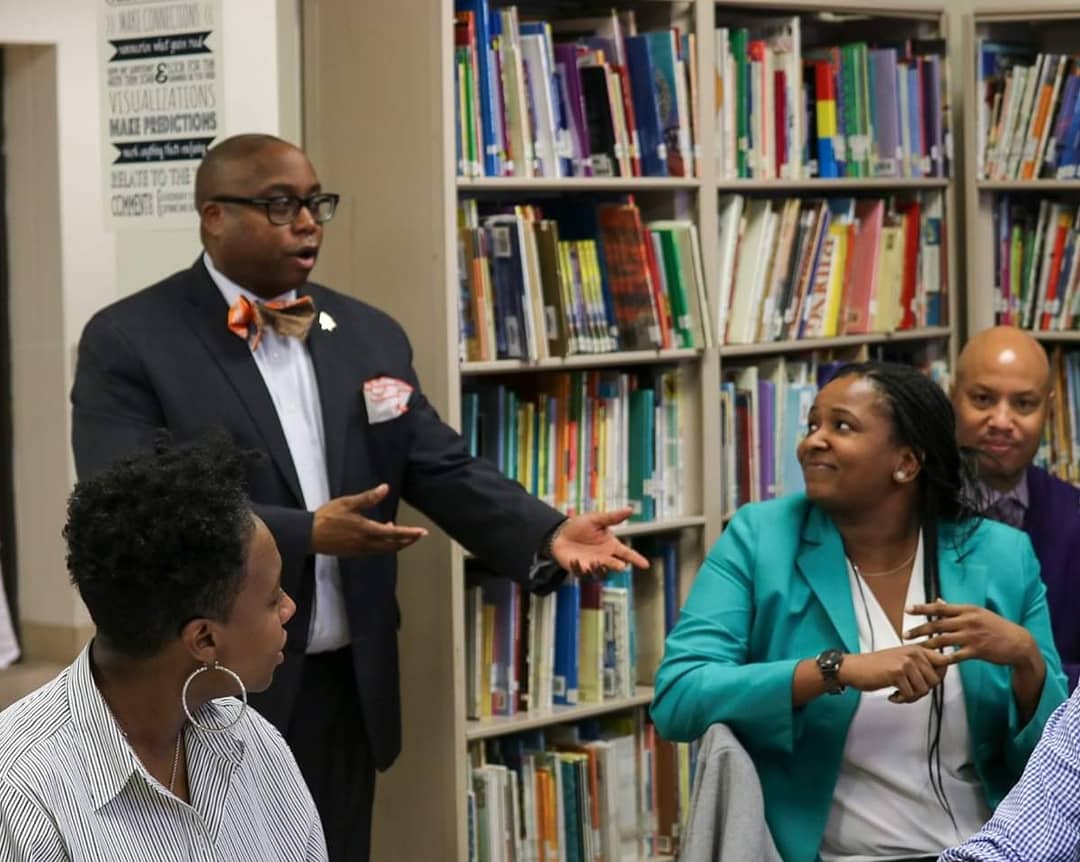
{"left": 0, "top": 433, "right": 327, "bottom": 861}
{"left": 652, "top": 361, "right": 1068, "bottom": 862}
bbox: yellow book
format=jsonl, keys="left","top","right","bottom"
{"left": 822, "top": 222, "right": 850, "bottom": 337}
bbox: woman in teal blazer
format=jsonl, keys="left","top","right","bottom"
{"left": 653, "top": 362, "right": 1067, "bottom": 862}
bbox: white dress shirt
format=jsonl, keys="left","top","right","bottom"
{"left": 205, "top": 252, "right": 349, "bottom": 653}
{"left": 0, "top": 643, "right": 327, "bottom": 862}
{"left": 819, "top": 535, "right": 991, "bottom": 861}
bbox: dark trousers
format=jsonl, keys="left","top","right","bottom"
{"left": 287, "top": 647, "right": 375, "bottom": 862}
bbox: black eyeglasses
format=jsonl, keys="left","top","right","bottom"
{"left": 210, "top": 192, "right": 340, "bottom": 225}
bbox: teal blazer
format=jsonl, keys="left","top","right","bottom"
{"left": 652, "top": 494, "right": 1068, "bottom": 862}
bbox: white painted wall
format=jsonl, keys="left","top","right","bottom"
{"left": 0, "top": 0, "right": 300, "bottom": 660}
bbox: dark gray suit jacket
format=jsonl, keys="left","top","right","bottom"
{"left": 70, "top": 258, "right": 564, "bottom": 769}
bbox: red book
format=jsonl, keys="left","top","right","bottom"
{"left": 774, "top": 69, "right": 787, "bottom": 178}
{"left": 897, "top": 199, "right": 922, "bottom": 329}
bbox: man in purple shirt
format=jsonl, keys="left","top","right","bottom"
{"left": 953, "top": 326, "right": 1080, "bottom": 689}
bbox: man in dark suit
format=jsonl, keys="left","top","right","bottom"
{"left": 953, "top": 325, "right": 1080, "bottom": 689}
{"left": 70, "top": 134, "right": 648, "bottom": 862}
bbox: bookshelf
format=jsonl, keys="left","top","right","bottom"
{"left": 301, "top": 0, "right": 956, "bottom": 858}
{"left": 963, "top": 7, "right": 1080, "bottom": 336}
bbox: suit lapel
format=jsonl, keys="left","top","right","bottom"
{"left": 301, "top": 286, "right": 378, "bottom": 498}
{"left": 937, "top": 524, "right": 990, "bottom": 742}
{"left": 796, "top": 506, "right": 859, "bottom": 653}
{"left": 182, "top": 260, "right": 305, "bottom": 505}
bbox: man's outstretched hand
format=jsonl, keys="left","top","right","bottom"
{"left": 550, "top": 507, "right": 650, "bottom": 576}
{"left": 311, "top": 484, "right": 428, "bottom": 557}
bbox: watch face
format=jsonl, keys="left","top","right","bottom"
{"left": 819, "top": 649, "right": 843, "bottom": 671}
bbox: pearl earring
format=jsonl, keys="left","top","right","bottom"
{"left": 894, "top": 471, "right": 906, "bottom": 481}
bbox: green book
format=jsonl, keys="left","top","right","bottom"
{"left": 654, "top": 229, "right": 692, "bottom": 348}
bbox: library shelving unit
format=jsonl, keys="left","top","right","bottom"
{"left": 712, "top": 0, "right": 957, "bottom": 516}
{"left": 963, "top": 6, "right": 1080, "bottom": 340}
{"left": 303, "top": 2, "right": 707, "bottom": 859}
{"left": 300, "top": 0, "right": 955, "bottom": 858}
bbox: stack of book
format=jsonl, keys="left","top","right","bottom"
{"left": 465, "top": 536, "right": 681, "bottom": 718}
{"left": 991, "top": 196, "right": 1080, "bottom": 330}
{"left": 455, "top": 3, "right": 697, "bottom": 179}
{"left": 458, "top": 199, "right": 712, "bottom": 361}
{"left": 976, "top": 45, "right": 1080, "bottom": 180}
{"left": 720, "top": 353, "right": 949, "bottom": 516}
{"left": 1041, "top": 347, "right": 1080, "bottom": 484}
{"left": 716, "top": 191, "right": 946, "bottom": 345}
{"left": 468, "top": 716, "right": 683, "bottom": 862}
{"left": 461, "top": 367, "right": 687, "bottom": 521}
{"left": 714, "top": 20, "right": 949, "bottom": 179}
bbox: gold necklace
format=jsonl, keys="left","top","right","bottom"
{"left": 167, "top": 731, "right": 183, "bottom": 794}
{"left": 851, "top": 547, "right": 917, "bottom": 578}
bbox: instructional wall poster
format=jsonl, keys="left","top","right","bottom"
{"left": 101, "top": 0, "right": 224, "bottom": 229}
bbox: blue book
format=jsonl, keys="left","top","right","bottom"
{"left": 553, "top": 580, "right": 581, "bottom": 706}
{"left": 483, "top": 215, "right": 528, "bottom": 358}
{"left": 644, "top": 30, "right": 686, "bottom": 176}
{"left": 455, "top": 0, "right": 499, "bottom": 175}
{"left": 1058, "top": 83, "right": 1080, "bottom": 179}
{"left": 1046, "top": 73, "right": 1080, "bottom": 175}
{"left": 907, "top": 64, "right": 924, "bottom": 178}
{"left": 625, "top": 35, "right": 669, "bottom": 177}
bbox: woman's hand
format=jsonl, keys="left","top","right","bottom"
{"left": 906, "top": 599, "right": 1040, "bottom": 669}
{"left": 907, "top": 599, "right": 1046, "bottom": 725}
{"left": 839, "top": 644, "right": 952, "bottom": 704}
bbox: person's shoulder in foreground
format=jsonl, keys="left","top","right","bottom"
{"left": 941, "top": 684, "right": 1080, "bottom": 862}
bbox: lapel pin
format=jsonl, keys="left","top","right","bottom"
{"left": 319, "top": 311, "right": 337, "bottom": 332}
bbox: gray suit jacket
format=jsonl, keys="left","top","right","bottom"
{"left": 680, "top": 724, "right": 782, "bottom": 862}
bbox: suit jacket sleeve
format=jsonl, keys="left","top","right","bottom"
{"left": 651, "top": 506, "right": 802, "bottom": 752}
{"left": 71, "top": 312, "right": 165, "bottom": 477}
{"left": 391, "top": 337, "right": 565, "bottom": 587}
{"left": 70, "top": 311, "right": 315, "bottom": 562}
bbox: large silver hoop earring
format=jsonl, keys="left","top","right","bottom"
{"left": 181, "top": 661, "right": 248, "bottom": 733}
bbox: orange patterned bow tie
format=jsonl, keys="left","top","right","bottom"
{"left": 227, "top": 295, "right": 317, "bottom": 350}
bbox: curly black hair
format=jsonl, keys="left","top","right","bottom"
{"left": 64, "top": 430, "right": 257, "bottom": 658}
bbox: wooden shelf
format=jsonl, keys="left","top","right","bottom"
{"left": 459, "top": 515, "right": 707, "bottom": 560}
{"left": 461, "top": 348, "right": 702, "bottom": 376}
{"left": 971, "top": 7, "right": 1080, "bottom": 24}
{"left": 466, "top": 686, "right": 655, "bottom": 741}
{"left": 717, "top": 177, "right": 949, "bottom": 192}
{"left": 613, "top": 515, "right": 706, "bottom": 537}
{"left": 1029, "top": 331, "right": 1080, "bottom": 344}
{"left": 715, "top": 0, "right": 942, "bottom": 15}
{"left": 977, "top": 180, "right": 1080, "bottom": 192}
{"left": 457, "top": 177, "right": 700, "bottom": 192}
{"left": 719, "top": 326, "right": 951, "bottom": 358}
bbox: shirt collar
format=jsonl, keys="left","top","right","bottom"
{"left": 978, "top": 471, "right": 1030, "bottom": 513}
{"left": 68, "top": 641, "right": 246, "bottom": 812}
{"left": 203, "top": 250, "right": 297, "bottom": 308}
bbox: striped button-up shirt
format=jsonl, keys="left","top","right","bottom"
{"left": 0, "top": 644, "right": 327, "bottom": 861}
{"left": 941, "top": 684, "right": 1080, "bottom": 861}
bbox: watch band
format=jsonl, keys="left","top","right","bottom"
{"left": 816, "top": 648, "right": 846, "bottom": 695}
